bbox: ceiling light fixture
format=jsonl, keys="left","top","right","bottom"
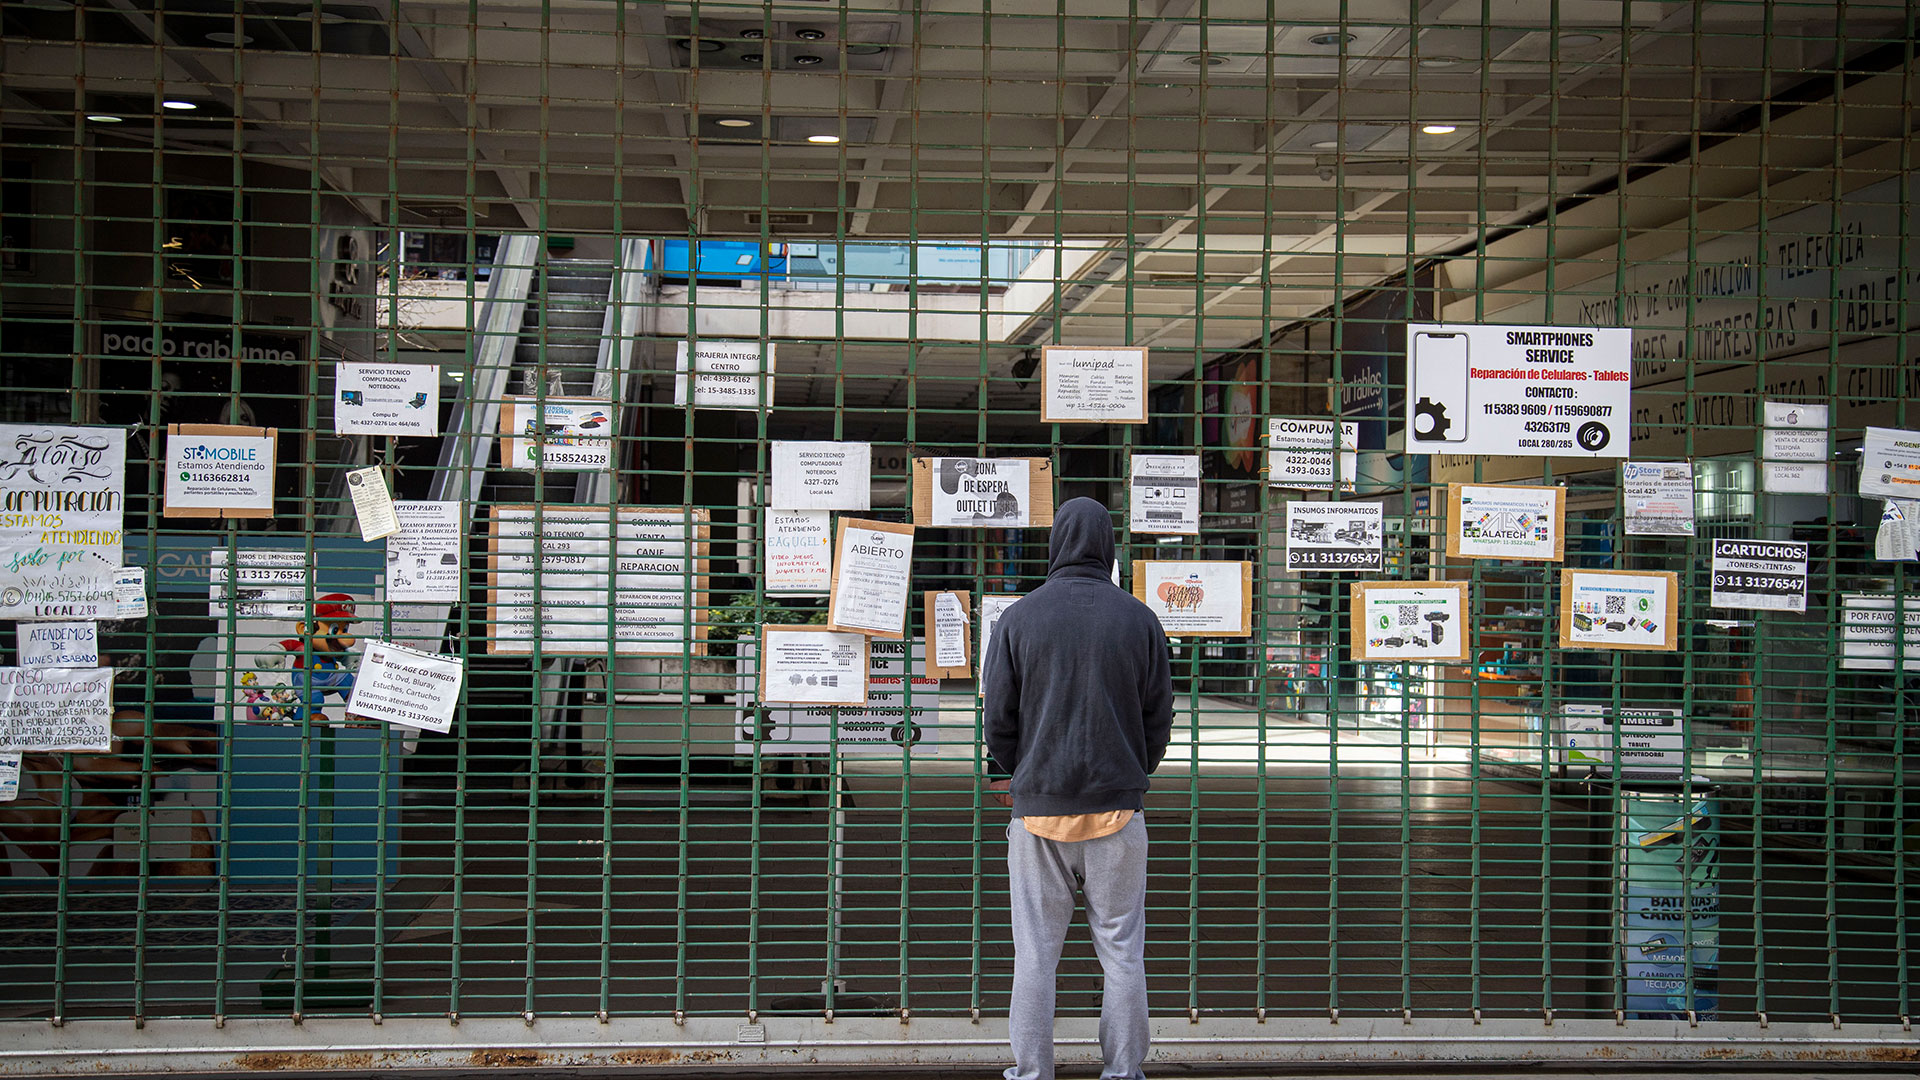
{"left": 162, "top": 100, "right": 198, "bottom": 111}
{"left": 1310, "top": 139, "right": 1339, "bottom": 149}
{"left": 715, "top": 118, "right": 755, "bottom": 128}
{"left": 1420, "top": 123, "right": 1458, "bottom": 134}
{"left": 741, "top": 52, "right": 764, "bottom": 63}
{"left": 740, "top": 28, "right": 766, "bottom": 39}
{"left": 206, "top": 31, "right": 254, "bottom": 45}
{"left": 807, "top": 134, "right": 841, "bottom": 144}
{"left": 794, "top": 27, "right": 826, "bottom": 41}
{"left": 793, "top": 54, "right": 824, "bottom": 65}
{"left": 1182, "top": 54, "right": 1228, "bottom": 67}
{"left": 674, "top": 38, "right": 725, "bottom": 52}
{"left": 1307, "top": 31, "right": 1355, "bottom": 47}
{"left": 1417, "top": 55, "right": 1463, "bottom": 68}
{"left": 845, "top": 43, "right": 887, "bottom": 55}
{"left": 1560, "top": 32, "right": 1604, "bottom": 47}
{"left": 87, "top": 114, "right": 124, "bottom": 123}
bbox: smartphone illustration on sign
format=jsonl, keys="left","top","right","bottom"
{"left": 1411, "top": 330, "right": 1469, "bottom": 443}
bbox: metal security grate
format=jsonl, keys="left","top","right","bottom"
{"left": 0, "top": 0, "right": 1915, "bottom": 1068}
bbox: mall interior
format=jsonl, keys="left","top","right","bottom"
{"left": 0, "top": 0, "right": 1917, "bottom": 1072}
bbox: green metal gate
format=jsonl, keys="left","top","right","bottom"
{"left": 0, "top": 0, "right": 1916, "bottom": 1070}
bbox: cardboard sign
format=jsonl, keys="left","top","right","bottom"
{"left": 1349, "top": 581, "right": 1468, "bottom": 662}
{"left": 1404, "top": 324, "right": 1632, "bottom": 458}
{"left": 924, "top": 590, "right": 971, "bottom": 678}
{"left": 1559, "top": 569, "right": 1679, "bottom": 651}
{"left": 1041, "top": 346, "right": 1148, "bottom": 424}
{"left": 500, "top": 397, "right": 614, "bottom": 471}
{"left": 1131, "top": 561, "right": 1252, "bottom": 637}
{"left": 1447, "top": 482, "right": 1566, "bottom": 562}
{"left": 912, "top": 458, "right": 1056, "bottom": 527}
{"left": 0, "top": 424, "right": 127, "bottom": 619}
{"left": 827, "top": 517, "right": 915, "bottom": 639}
{"left": 164, "top": 424, "right": 276, "bottom": 518}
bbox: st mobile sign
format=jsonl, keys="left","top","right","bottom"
{"left": 1403, "top": 323, "right": 1632, "bottom": 459}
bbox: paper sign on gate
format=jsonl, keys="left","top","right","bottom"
{"left": 386, "top": 501, "right": 463, "bottom": 603}
{"left": 766, "top": 509, "right": 832, "bottom": 594}
{"left": 1761, "top": 402, "right": 1829, "bottom": 494}
{"left": 16, "top": 622, "right": 99, "bottom": 669}
{"left": 0, "top": 424, "right": 127, "bottom": 620}
{"left": 1129, "top": 455, "right": 1200, "bottom": 535}
{"left": 0, "top": 665, "right": 112, "bottom": 752}
{"left": 1041, "top": 346, "right": 1148, "bottom": 424}
{"left": 1403, "top": 324, "right": 1631, "bottom": 458}
{"left": 676, "top": 340, "right": 774, "bottom": 410}
{"left": 335, "top": 361, "right": 440, "bottom": 437}
{"left": 164, "top": 424, "right": 277, "bottom": 518}
{"left": 771, "top": 441, "right": 870, "bottom": 510}
{"left": 345, "top": 640, "right": 464, "bottom": 733}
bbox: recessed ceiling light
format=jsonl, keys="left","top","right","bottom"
{"left": 740, "top": 28, "right": 765, "bottom": 40}
{"left": 794, "top": 27, "right": 826, "bottom": 41}
{"left": 1418, "top": 55, "right": 1463, "bottom": 69}
{"left": 1310, "top": 139, "right": 1339, "bottom": 149}
{"left": 715, "top": 117, "right": 755, "bottom": 128}
{"left": 1182, "top": 54, "right": 1229, "bottom": 67}
{"left": 162, "top": 100, "right": 198, "bottom": 111}
{"left": 1307, "top": 31, "right": 1355, "bottom": 47}
{"left": 674, "top": 38, "right": 725, "bottom": 52}
{"left": 741, "top": 52, "right": 764, "bottom": 63}
{"left": 317, "top": 11, "right": 351, "bottom": 24}
{"left": 793, "top": 54, "right": 824, "bottom": 65}
{"left": 86, "top": 114, "right": 124, "bottom": 123}
{"left": 806, "top": 134, "right": 841, "bottom": 144}
{"left": 1560, "top": 33, "right": 1604, "bottom": 47}
{"left": 206, "top": 31, "right": 254, "bottom": 45}
{"left": 1420, "top": 123, "right": 1458, "bottom": 135}
{"left": 845, "top": 43, "right": 887, "bottom": 55}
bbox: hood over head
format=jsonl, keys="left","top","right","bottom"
{"left": 1047, "top": 497, "right": 1117, "bottom": 579}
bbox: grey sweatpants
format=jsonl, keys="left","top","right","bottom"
{"left": 1005, "top": 814, "right": 1149, "bottom": 1080}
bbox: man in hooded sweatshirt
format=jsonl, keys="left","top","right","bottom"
{"left": 983, "top": 496, "right": 1174, "bottom": 1080}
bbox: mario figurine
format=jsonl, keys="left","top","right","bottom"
{"left": 242, "top": 593, "right": 359, "bottom": 723}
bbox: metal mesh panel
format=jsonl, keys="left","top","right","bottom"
{"left": 0, "top": 0, "right": 1915, "bottom": 1058}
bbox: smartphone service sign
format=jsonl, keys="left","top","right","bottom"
{"left": 1404, "top": 324, "right": 1633, "bottom": 459}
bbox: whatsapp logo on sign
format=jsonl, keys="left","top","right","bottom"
{"left": 1378, "top": 614, "right": 1390, "bottom": 629}
{"left": 180, "top": 471, "right": 191, "bottom": 481}
{"left": 1638, "top": 597, "right": 1650, "bottom": 611}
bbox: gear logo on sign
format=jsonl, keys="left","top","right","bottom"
{"left": 1412, "top": 397, "right": 1452, "bottom": 440}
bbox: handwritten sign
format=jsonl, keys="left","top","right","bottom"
{"left": 1130, "top": 561, "right": 1251, "bottom": 637}
{"left": 0, "top": 424, "right": 126, "bottom": 620}
{"left": 766, "top": 509, "right": 831, "bottom": 594}
{"left": 16, "top": 621, "right": 99, "bottom": 669}
{"left": 0, "top": 665, "right": 112, "bottom": 752}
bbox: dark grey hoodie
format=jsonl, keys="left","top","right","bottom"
{"left": 983, "top": 497, "right": 1174, "bottom": 818}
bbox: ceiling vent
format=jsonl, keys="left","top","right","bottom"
{"left": 747, "top": 211, "right": 814, "bottom": 227}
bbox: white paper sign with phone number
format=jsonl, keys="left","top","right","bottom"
{"left": 1404, "top": 323, "right": 1632, "bottom": 459}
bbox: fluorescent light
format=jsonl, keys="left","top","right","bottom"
{"left": 1420, "top": 123, "right": 1458, "bottom": 135}
{"left": 206, "top": 31, "right": 254, "bottom": 45}
{"left": 715, "top": 118, "right": 755, "bottom": 128}
{"left": 162, "top": 100, "right": 198, "bottom": 111}
{"left": 1560, "top": 33, "right": 1604, "bottom": 47}
{"left": 1311, "top": 140, "right": 1339, "bottom": 149}
{"left": 87, "top": 114, "right": 124, "bottom": 123}
{"left": 806, "top": 134, "right": 841, "bottom": 144}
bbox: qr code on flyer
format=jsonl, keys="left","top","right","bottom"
{"left": 1605, "top": 594, "right": 1626, "bottom": 616}
{"left": 1397, "top": 605, "right": 1420, "bottom": 627}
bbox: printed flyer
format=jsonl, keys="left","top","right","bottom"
{"left": 676, "top": 340, "right": 774, "bottom": 410}
{"left": 1404, "top": 323, "right": 1632, "bottom": 458}
{"left": 0, "top": 423, "right": 126, "bottom": 620}
{"left": 1861, "top": 426, "right": 1920, "bottom": 499}
{"left": 771, "top": 441, "right": 870, "bottom": 510}
{"left": 345, "top": 640, "right": 465, "bottom": 733}
{"left": 926, "top": 590, "right": 971, "bottom": 677}
{"left": 755, "top": 625, "right": 870, "bottom": 706}
{"left": 0, "top": 665, "right": 112, "bottom": 752}
{"left": 1041, "top": 346, "right": 1148, "bottom": 424}
{"left": 928, "top": 458, "right": 1031, "bottom": 527}
{"left": 1560, "top": 706, "right": 1688, "bottom": 776}
{"left": 1128, "top": 454, "right": 1200, "bottom": 535}
{"left": 386, "top": 501, "right": 463, "bottom": 603}
{"left": 740, "top": 637, "right": 941, "bottom": 753}
{"left": 1349, "top": 581, "right": 1468, "bottom": 662}
{"left": 1560, "top": 569, "right": 1678, "bottom": 651}
{"left": 501, "top": 397, "right": 614, "bottom": 471}
{"left": 1131, "top": 561, "right": 1250, "bottom": 637}
{"left": 1710, "top": 538, "right": 1809, "bottom": 612}
{"left": 113, "top": 566, "right": 148, "bottom": 619}
{"left": 1839, "top": 593, "right": 1920, "bottom": 671}
{"left": 1622, "top": 462, "right": 1696, "bottom": 536}
{"left": 164, "top": 424, "right": 276, "bottom": 518}
{"left": 1448, "top": 483, "right": 1565, "bottom": 562}
{"left": 1761, "top": 402, "right": 1829, "bottom": 494}
{"left": 490, "top": 505, "right": 707, "bottom": 656}
{"left": 828, "top": 518, "right": 915, "bottom": 638}
{"left": 1283, "top": 502, "right": 1384, "bottom": 573}
{"left": 765, "top": 508, "right": 832, "bottom": 594}
{"left": 335, "top": 361, "right": 439, "bottom": 436}
{"left": 0, "top": 752, "right": 17, "bottom": 801}
{"left": 1267, "top": 418, "right": 1358, "bottom": 490}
